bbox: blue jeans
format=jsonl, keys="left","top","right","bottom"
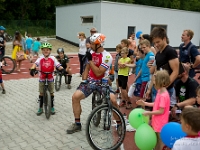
{"left": 151, "top": 86, "right": 174, "bottom": 102}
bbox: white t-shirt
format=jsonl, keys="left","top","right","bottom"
{"left": 79, "top": 39, "right": 87, "bottom": 55}
{"left": 172, "top": 137, "right": 200, "bottom": 150}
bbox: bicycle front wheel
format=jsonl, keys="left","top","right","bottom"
{"left": 1, "top": 56, "right": 16, "bottom": 74}
{"left": 86, "top": 104, "right": 126, "bottom": 150}
{"left": 44, "top": 90, "right": 51, "bottom": 119}
{"left": 55, "top": 74, "right": 62, "bottom": 91}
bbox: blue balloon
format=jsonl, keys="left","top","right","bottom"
{"left": 160, "top": 122, "right": 186, "bottom": 148}
{"left": 136, "top": 31, "right": 142, "bottom": 39}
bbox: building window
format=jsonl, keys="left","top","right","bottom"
{"left": 81, "top": 16, "right": 93, "bottom": 23}
{"left": 151, "top": 24, "right": 167, "bottom": 32}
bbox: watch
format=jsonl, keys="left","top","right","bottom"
{"left": 174, "top": 104, "right": 180, "bottom": 109}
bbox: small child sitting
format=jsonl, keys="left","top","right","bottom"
{"left": 172, "top": 107, "right": 200, "bottom": 150}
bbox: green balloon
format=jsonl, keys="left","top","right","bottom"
{"left": 135, "top": 123, "right": 157, "bottom": 150}
{"left": 128, "top": 108, "right": 149, "bottom": 129}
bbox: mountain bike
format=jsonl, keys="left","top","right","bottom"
{"left": 86, "top": 82, "right": 126, "bottom": 150}
{"left": 35, "top": 70, "right": 53, "bottom": 119}
{"left": 0, "top": 56, "right": 16, "bottom": 74}
{"left": 54, "top": 56, "right": 73, "bottom": 91}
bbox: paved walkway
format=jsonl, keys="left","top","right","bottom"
{"left": 0, "top": 76, "right": 95, "bottom": 150}
{"left": 0, "top": 74, "right": 139, "bottom": 150}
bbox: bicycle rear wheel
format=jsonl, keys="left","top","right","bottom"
{"left": 86, "top": 104, "right": 126, "bottom": 150}
{"left": 44, "top": 90, "right": 51, "bottom": 119}
{"left": 55, "top": 74, "right": 62, "bottom": 91}
{"left": 1, "top": 56, "right": 16, "bottom": 74}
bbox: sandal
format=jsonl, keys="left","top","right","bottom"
{"left": 126, "top": 101, "right": 132, "bottom": 109}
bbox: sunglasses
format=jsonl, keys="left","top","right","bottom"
{"left": 90, "top": 31, "right": 96, "bottom": 33}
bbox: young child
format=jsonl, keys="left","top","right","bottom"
{"left": 0, "top": 68, "right": 6, "bottom": 94}
{"left": 126, "top": 48, "right": 145, "bottom": 101}
{"left": 30, "top": 42, "right": 64, "bottom": 115}
{"left": 172, "top": 107, "right": 200, "bottom": 150}
{"left": 118, "top": 47, "right": 131, "bottom": 108}
{"left": 32, "top": 37, "right": 41, "bottom": 59}
{"left": 114, "top": 44, "right": 122, "bottom": 93}
{"left": 137, "top": 70, "right": 171, "bottom": 150}
{"left": 26, "top": 34, "right": 33, "bottom": 62}
{"left": 139, "top": 39, "right": 155, "bottom": 100}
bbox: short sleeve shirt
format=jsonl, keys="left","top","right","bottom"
{"left": 26, "top": 38, "right": 33, "bottom": 49}
{"left": 89, "top": 50, "right": 113, "bottom": 80}
{"left": 141, "top": 51, "right": 154, "bottom": 82}
{"left": 32, "top": 41, "right": 41, "bottom": 52}
{"left": 156, "top": 45, "right": 178, "bottom": 89}
{"left": 56, "top": 54, "right": 69, "bottom": 69}
{"left": 35, "top": 56, "right": 61, "bottom": 81}
{"left": 152, "top": 90, "right": 170, "bottom": 132}
{"left": 172, "top": 137, "right": 200, "bottom": 150}
{"left": 118, "top": 57, "right": 131, "bottom": 76}
{"left": 175, "top": 77, "right": 199, "bottom": 102}
{"left": 135, "top": 59, "right": 143, "bottom": 84}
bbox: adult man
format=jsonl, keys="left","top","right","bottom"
{"left": 86, "top": 27, "right": 97, "bottom": 49}
{"left": 171, "top": 64, "right": 198, "bottom": 116}
{"left": 179, "top": 29, "right": 200, "bottom": 78}
{"left": 146, "top": 27, "right": 179, "bottom": 100}
{"left": 0, "top": 26, "right": 6, "bottom": 59}
{"left": 55, "top": 48, "right": 72, "bottom": 89}
{"left": 66, "top": 33, "right": 118, "bottom": 134}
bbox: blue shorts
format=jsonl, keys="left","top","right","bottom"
{"left": 77, "top": 80, "right": 115, "bottom": 98}
{"left": 134, "top": 83, "right": 141, "bottom": 97}
{"left": 0, "top": 79, "right": 3, "bottom": 83}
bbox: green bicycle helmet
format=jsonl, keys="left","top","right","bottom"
{"left": 41, "top": 42, "right": 52, "bottom": 50}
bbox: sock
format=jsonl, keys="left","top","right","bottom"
{"left": 67, "top": 75, "right": 72, "bottom": 84}
{"left": 75, "top": 118, "right": 81, "bottom": 125}
{"left": 39, "top": 95, "right": 43, "bottom": 108}
{"left": 51, "top": 95, "right": 54, "bottom": 108}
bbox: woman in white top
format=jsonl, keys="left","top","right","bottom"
{"left": 78, "top": 32, "right": 87, "bottom": 76}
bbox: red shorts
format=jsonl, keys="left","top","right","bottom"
{"left": 139, "top": 81, "right": 148, "bottom": 98}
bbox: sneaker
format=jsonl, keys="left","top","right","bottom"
{"left": 66, "top": 123, "right": 82, "bottom": 134}
{"left": 37, "top": 108, "right": 43, "bottom": 116}
{"left": 67, "top": 84, "right": 71, "bottom": 89}
{"left": 117, "top": 124, "right": 122, "bottom": 136}
{"left": 115, "top": 89, "right": 120, "bottom": 93}
{"left": 2, "top": 89, "right": 6, "bottom": 94}
{"left": 51, "top": 107, "right": 55, "bottom": 115}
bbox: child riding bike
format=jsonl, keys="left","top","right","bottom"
{"left": 55, "top": 48, "right": 72, "bottom": 89}
{"left": 29, "top": 42, "right": 64, "bottom": 116}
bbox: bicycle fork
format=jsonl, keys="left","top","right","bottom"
{"left": 103, "top": 99, "right": 113, "bottom": 130}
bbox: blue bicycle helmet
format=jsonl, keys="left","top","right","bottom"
{"left": 0, "top": 26, "right": 6, "bottom": 30}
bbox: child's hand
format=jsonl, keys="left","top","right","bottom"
{"left": 136, "top": 100, "right": 145, "bottom": 106}
{"left": 143, "top": 111, "right": 151, "bottom": 116}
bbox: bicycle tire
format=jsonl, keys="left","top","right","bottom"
{"left": 86, "top": 104, "right": 126, "bottom": 150}
{"left": 1, "top": 56, "right": 16, "bottom": 74}
{"left": 55, "top": 74, "right": 62, "bottom": 91}
{"left": 92, "top": 91, "right": 103, "bottom": 126}
{"left": 44, "top": 90, "right": 51, "bottom": 119}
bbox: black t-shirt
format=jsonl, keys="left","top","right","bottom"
{"left": 56, "top": 54, "right": 69, "bottom": 69}
{"left": 0, "top": 34, "right": 5, "bottom": 51}
{"left": 175, "top": 77, "right": 199, "bottom": 102}
{"left": 86, "top": 36, "right": 90, "bottom": 44}
{"left": 156, "top": 45, "right": 178, "bottom": 89}
{"left": 127, "top": 49, "right": 134, "bottom": 58}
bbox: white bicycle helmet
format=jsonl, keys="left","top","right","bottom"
{"left": 90, "top": 33, "right": 106, "bottom": 46}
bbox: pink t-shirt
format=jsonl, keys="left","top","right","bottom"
{"left": 152, "top": 90, "right": 170, "bottom": 132}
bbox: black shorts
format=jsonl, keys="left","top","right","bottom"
{"left": 118, "top": 75, "right": 128, "bottom": 89}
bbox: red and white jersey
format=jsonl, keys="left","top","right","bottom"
{"left": 172, "top": 136, "right": 200, "bottom": 150}
{"left": 89, "top": 50, "right": 112, "bottom": 80}
{"left": 35, "top": 55, "right": 61, "bottom": 81}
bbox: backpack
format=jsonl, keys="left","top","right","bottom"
{"left": 180, "top": 43, "right": 200, "bottom": 69}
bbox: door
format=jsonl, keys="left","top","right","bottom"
{"left": 127, "top": 26, "right": 135, "bottom": 39}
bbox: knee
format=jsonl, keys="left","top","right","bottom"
{"left": 72, "top": 93, "right": 81, "bottom": 104}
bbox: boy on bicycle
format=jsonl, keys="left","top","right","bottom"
{"left": 55, "top": 48, "right": 72, "bottom": 89}
{"left": 30, "top": 42, "right": 64, "bottom": 116}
